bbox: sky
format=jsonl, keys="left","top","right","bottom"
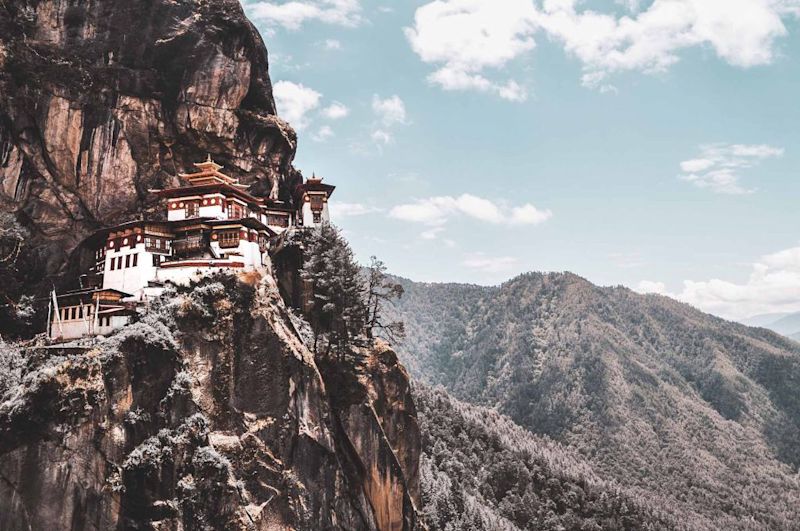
{"left": 240, "top": 0, "right": 800, "bottom": 321}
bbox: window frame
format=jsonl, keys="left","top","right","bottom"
{"left": 186, "top": 201, "right": 199, "bottom": 218}
{"left": 218, "top": 230, "right": 240, "bottom": 249}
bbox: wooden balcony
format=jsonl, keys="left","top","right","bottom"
{"left": 172, "top": 235, "right": 208, "bottom": 257}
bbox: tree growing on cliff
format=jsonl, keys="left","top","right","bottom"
{"left": 301, "top": 224, "right": 367, "bottom": 357}
{"left": 364, "top": 256, "right": 405, "bottom": 343}
{"left": 0, "top": 212, "right": 37, "bottom": 338}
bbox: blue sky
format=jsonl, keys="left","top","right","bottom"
{"left": 242, "top": 0, "right": 800, "bottom": 320}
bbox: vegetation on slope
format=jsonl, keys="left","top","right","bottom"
{"left": 393, "top": 272, "right": 800, "bottom": 529}
{"left": 416, "top": 385, "right": 676, "bottom": 531}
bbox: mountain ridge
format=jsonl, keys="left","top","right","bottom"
{"left": 390, "top": 270, "right": 800, "bottom": 529}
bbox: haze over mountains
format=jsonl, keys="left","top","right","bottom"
{"left": 391, "top": 272, "right": 800, "bottom": 529}
{"left": 742, "top": 311, "right": 800, "bottom": 341}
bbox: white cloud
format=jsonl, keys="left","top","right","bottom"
{"left": 246, "top": 0, "right": 362, "bottom": 30}
{"left": 372, "top": 95, "right": 407, "bottom": 126}
{"left": 679, "top": 246, "right": 800, "bottom": 319}
{"left": 635, "top": 280, "right": 668, "bottom": 294}
{"left": 371, "top": 129, "right": 392, "bottom": 145}
{"left": 324, "top": 38, "right": 342, "bottom": 50}
{"left": 510, "top": 204, "right": 555, "bottom": 225}
{"left": 389, "top": 194, "right": 552, "bottom": 227}
{"left": 321, "top": 101, "right": 349, "bottom": 119}
{"left": 368, "top": 95, "right": 408, "bottom": 146}
{"left": 329, "top": 202, "right": 382, "bottom": 217}
{"left": 538, "top": 0, "right": 790, "bottom": 90}
{"left": 405, "top": 0, "right": 799, "bottom": 96}
{"left": 680, "top": 158, "right": 716, "bottom": 173}
{"left": 463, "top": 254, "right": 519, "bottom": 273}
{"left": 633, "top": 245, "right": 800, "bottom": 319}
{"left": 273, "top": 81, "right": 321, "bottom": 130}
{"left": 311, "top": 125, "right": 335, "bottom": 142}
{"left": 404, "top": 0, "right": 536, "bottom": 100}
{"left": 678, "top": 143, "right": 784, "bottom": 194}
{"left": 420, "top": 227, "right": 457, "bottom": 247}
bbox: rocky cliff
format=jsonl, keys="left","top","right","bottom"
{"left": 0, "top": 0, "right": 299, "bottom": 281}
{"left": 0, "top": 274, "right": 421, "bottom": 530}
{"left": 0, "top": 1, "right": 423, "bottom": 528}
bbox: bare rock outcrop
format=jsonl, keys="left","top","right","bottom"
{"left": 0, "top": 274, "right": 422, "bottom": 530}
{"left": 0, "top": 0, "right": 300, "bottom": 281}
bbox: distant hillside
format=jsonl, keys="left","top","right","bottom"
{"left": 391, "top": 272, "right": 800, "bottom": 529}
{"left": 741, "top": 312, "right": 793, "bottom": 328}
{"left": 743, "top": 311, "right": 800, "bottom": 339}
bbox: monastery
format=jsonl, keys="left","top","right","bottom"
{"left": 47, "top": 158, "right": 335, "bottom": 341}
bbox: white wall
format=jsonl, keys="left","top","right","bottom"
{"left": 52, "top": 311, "right": 94, "bottom": 340}
{"left": 301, "top": 201, "right": 330, "bottom": 227}
{"left": 210, "top": 237, "right": 264, "bottom": 268}
{"left": 103, "top": 244, "right": 160, "bottom": 298}
{"left": 167, "top": 206, "right": 186, "bottom": 221}
{"left": 50, "top": 305, "right": 132, "bottom": 340}
{"left": 199, "top": 194, "right": 226, "bottom": 219}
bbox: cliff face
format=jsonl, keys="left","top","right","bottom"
{"left": 0, "top": 274, "right": 421, "bottom": 530}
{"left": 0, "top": 0, "right": 299, "bottom": 278}
{"left": 0, "top": 1, "right": 423, "bottom": 528}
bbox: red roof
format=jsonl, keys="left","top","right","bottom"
{"left": 154, "top": 182, "right": 263, "bottom": 207}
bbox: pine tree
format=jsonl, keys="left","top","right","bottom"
{"left": 300, "top": 224, "right": 367, "bottom": 357}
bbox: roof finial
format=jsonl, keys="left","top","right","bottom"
{"left": 206, "top": 153, "right": 213, "bottom": 163}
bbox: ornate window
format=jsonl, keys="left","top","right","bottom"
{"left": 186, "top": 201, "right": 199, "bottom": 218}
{"left": 226, "top": 201, "right": 244, "bottom": 219}
{"left": 218, "top": 230, "right": 240, "bottom": 248}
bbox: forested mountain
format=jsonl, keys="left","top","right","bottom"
{"left": 392, "top": 272, "right": 800, "bottom": 529}
{"left": 416, "top": 385, "right": 677, "bottom": 530}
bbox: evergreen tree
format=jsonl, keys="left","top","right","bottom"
{"left": 300, "top": 224, "right": 367, "bottom": 357}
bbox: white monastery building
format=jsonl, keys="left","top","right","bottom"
{"left": 48, "top": 158, "right": 335, "bottom": 341}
